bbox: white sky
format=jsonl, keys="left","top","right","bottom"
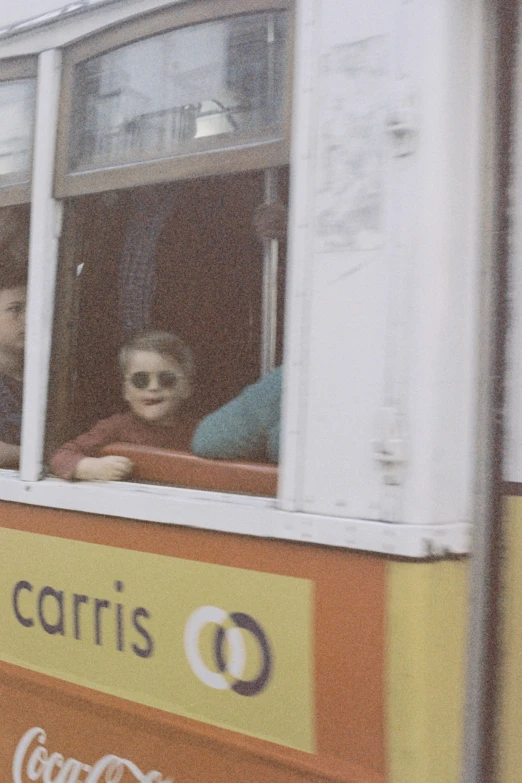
{"left": 1, "top": 0, "right": 81, "bottom": 28}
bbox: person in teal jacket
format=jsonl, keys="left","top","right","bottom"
{"left": 191, "top": 366, "right": 282, "bottom": 464}
{"left": 192, "top": 203, "right": 286, "bottom": 465}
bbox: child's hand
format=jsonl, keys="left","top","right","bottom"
{"left": 73, "top": 456, "right": 134, "bottom": 481}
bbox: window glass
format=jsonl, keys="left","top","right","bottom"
{"left": 69, "top": 12, "right": 288, "bottom": 173}
{"left": 0, "top": 204, "right": 29, "bottom": 469}
{"left": 46, "top": 171, "right": 287, "bottom": 495}
{"left": 0, "top": 79, "right": 36, "bottom": 188}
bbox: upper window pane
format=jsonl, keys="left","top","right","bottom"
{"left": 0, "top": 79, "right": 36, "bottom": 188}
{"left": 70, "top": 12, "right": 288, "bottom": 173}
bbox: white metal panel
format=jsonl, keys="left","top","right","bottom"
{"left": 400, "top": 0, "right": 484, "bottom": 524}
{"left": 282, "top": 0, "right": 485, "bottom": 523}
{"left": 300, "top": 258, "right": 390, "bottom": 517}
{"left": 280, "top": 0, "right": 396, "bottom": 520}
{"left": 278, "top": 0, "right": 317, "bottom": 511}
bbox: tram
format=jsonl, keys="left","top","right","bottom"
{"left": 0, "top": 0, "right": 517, "bottom": 781}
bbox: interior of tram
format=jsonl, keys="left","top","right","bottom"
{"left": 44, "top": 167, "right": 288, "bottom": 488}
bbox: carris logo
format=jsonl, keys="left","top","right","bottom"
{"left": 184, "top": 606, "right": 272, "bottom": 696}
{"left": 13, "top": 727, "right": 173, "bottom": 783}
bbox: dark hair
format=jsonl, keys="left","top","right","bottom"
{"left": 119, "top": 331, "right": 195, "bottom": 379}
{"left": 0, "top": 249, "right": 27, "bottom": 292}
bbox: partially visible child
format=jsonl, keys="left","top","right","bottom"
{"left": 0, "top": 255, "right": 26, "bottom": 468}
{"left": 191, "top": 366, "right": 281, "bottom": 464}
{"left": 190, "top": 203, "right": 287, "bottom": 465}
{"left": 50, "top": 331, "right": 195, "bottom": 481}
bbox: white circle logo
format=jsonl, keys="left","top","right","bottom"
{"left": 184, "top": 605, "right": 272, "bottom": 696}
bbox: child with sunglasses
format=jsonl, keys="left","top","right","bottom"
{"left": 50, "top": 331, "right": 195, "bottom": 481}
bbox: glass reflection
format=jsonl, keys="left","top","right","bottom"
{"left": 70, "top": 12, "right": 288, "bottom": 171}
{"left": 0, "top": 79, "right": 36, "bottom": 187}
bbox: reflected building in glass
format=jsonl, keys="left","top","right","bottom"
{"left": 0, "top": 79, "right": 36, "bottom": 186}
{"left": 70, "top": 12, "right": 288, "bottom": 172}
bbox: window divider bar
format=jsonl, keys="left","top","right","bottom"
{"left": 277, "top": 0, "right": 317, "bottom": 511}
{"left": 20, "top": 49, "right": 62, "bottom": 482}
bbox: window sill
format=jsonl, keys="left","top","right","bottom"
{"left": 99, "top": 444, "right": 277, "bottom": 497}
{"left": 0, "top": 471, "right": 471, "bottom": 558}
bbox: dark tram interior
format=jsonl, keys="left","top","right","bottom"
{"left": 46, "top": 167, "right": 288, "bottom": 462}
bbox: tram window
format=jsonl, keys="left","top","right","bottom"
{"left": 47, "top": 3, "right": 291, "bottom": 495}
{"left": 0, "top": 80, "right": 35, "bottom": 186}
{"left": 0, "top": 204, "right": 29, "bottom": 468}
{"left": 0, "top": 57, "right": 37, "bottom": 207}
{"left": 70, "top": 14, "right": 287, "bottom": 171}
{"left": 55, "top": 4, "right": 291, "bottom": 197}
{"left": 45, "top": 170, "right": 287, "bottom": 495}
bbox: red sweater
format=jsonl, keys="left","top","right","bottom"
{"left": 50, "top": 411, "right": 195, "bottom": 480}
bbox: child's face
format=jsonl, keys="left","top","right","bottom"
{"left": 0, "top": 286, "right": 26, "bottom": 357}
{"left": 123, "top": 350, "right": 191, "bottom": 425}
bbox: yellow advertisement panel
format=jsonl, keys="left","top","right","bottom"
{"left": 0, "top": 528, "right": 314, "bottom": 752}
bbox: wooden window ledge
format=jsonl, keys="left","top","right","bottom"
{"left": 100, "top": 443, "right": 278, "bottom": 497}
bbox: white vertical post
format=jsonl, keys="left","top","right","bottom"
{"left": 260, "top": 12, "right": 281, "bottom": 377}
{"left": 277, "top": 0, "right": 318, "bottom": 511}
{"left": 20, "top": 49, "right": 62, "bottom": 482}
{"left": 260, "top": 168, "right": 279, "bottom": 376}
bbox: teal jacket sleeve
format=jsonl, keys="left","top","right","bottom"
{"left": 191, "top": 367, "right": 282, "bottom": 463}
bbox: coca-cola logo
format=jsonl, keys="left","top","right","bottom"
{"left": 13, "top": 727, "right": 173, "bottom": 783}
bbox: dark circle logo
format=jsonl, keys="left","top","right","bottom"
{"left": 184, "top": 606, "right": 273, "bottom": 696}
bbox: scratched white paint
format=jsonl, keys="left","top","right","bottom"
{"left": 315, "top": 36, "right": 387, "bottom": 255}
{"left": 283, "top": 0, "right": 484, "bottom": 524}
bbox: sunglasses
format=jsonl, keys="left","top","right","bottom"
{"left": 127, "top": 371, "right": 181, "bottom": 390}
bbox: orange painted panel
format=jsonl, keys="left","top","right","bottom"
{"left": 0, "top": 501, "right": 386, "bottom": 783}
{"left": 100, "top": 443, "right": 278, "bottom": 496}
